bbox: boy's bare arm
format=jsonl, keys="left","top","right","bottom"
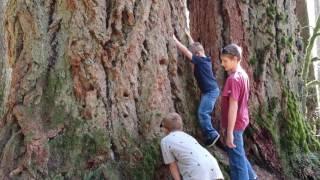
{"left": 226, "top": 97, "right": 238, "bottom": 148}
{"left": 169, "top": 162, "right": 181, "bottom": 180}
{"left": 173, "top": 35, "right": 193, "bottom": 60}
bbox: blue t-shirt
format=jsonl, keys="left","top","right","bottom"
{"left": 191, "top": 55, "right": 218, "bottom": 93}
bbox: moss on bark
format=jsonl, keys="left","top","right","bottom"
{"left": 129, "top": 139, "right": 161, "bottom": 179}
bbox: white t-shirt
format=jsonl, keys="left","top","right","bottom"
{"left": 161, "top": 131, "right": 224, "bottom": 180}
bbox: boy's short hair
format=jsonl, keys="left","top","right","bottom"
{"left": 221, "top": 43, "right": 242, "bottom": 60}
{"left": 161, "top": 113, "right": 183, "bottom": 132}
{"left": 189, "top": 42, "right": 205, "bottom": 54}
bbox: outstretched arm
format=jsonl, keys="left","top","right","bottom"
{"left": 173, "top": 35, "right": 193, "bottom": 60}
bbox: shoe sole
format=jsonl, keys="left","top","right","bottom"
{"left": 206, "top": 134, "right": 220, "bottom": 147}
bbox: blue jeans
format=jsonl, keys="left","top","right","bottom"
{"left": 227, "top": 131, "right": 257, "bottom": 180}
{"left": 197, "top": 89, "right": 220, "bottom": 141}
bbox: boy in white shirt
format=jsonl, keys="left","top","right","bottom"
{"left": 160, "top": 112, "right": 224, "bottom": 180}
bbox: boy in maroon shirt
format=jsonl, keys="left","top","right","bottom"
{"left": 220, "top": 44, "right": 257, "bottom": 180}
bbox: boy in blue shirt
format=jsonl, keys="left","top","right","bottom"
{"left": 173, "top": 33, "right": 220, "bottom": 147}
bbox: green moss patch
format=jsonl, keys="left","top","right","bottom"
{"left": 129, "top": 139, "right": 161, "bottom": 180}
{"left": 266, "top": 5, "right": 277, "bottom": 19}
{"left": 278, "top": 90, "right": 320, "bottom": 178}
{"left": 48, "top": 119, "right": 111, "bottom": 177}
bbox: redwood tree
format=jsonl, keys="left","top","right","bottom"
{"left": 0, "top": 0, "right": 197, "bottom": 179}
{"left": 0, "top": 0, "right": 319, "bottom": 179}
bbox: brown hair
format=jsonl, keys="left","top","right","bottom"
{"left": 189, "top": 42, "right": 204, "bottom": 54}
{"left": 161, "top": 113, "right": 183, "bottom": 132}
{"left": 221, "top": 43, "right": 242, "bottom": 60}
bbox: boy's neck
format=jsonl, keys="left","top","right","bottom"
{"left": 229, "top": 64, "right": 241, "bottom": 74}
{"left": 198, "top": 53, "right": 206, "bottom": 58}
{"left": 168, "top": 130, "right": 182, "bottom": 134}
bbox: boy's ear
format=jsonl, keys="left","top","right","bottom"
{"left": 232, "top": 56, "right": 239, "bottom": 61}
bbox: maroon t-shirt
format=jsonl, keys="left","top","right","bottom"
{"left": 221, "top": 66, "right": 250, "bottom": 131}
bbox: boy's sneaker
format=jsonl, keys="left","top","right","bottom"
{"left": 205, "top": 134, "right": 220, "bottom": 147}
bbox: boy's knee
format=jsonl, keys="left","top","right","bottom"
{"left": 197, "top": 109, "right": 205, "bottom": 116}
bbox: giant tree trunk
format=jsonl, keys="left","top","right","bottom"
{"left": 0, "top": 0, "right": 319, "bottom": 179}
{"left": 0, "top": 0, "right": 198, "bottom": 179}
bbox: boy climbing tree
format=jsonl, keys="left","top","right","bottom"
{"left": 173, "top": 33, "right": 220, "bottom": 147}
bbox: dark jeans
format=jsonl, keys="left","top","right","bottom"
{"left": 227, "top": 131, "right": 257, "bottom": 180}
{"left": 197, "top": 89, "right": 220, "bottom": 141}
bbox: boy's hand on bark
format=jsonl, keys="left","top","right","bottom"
{"left": 184, "top": 29, "right": 194, "bottom": 44}
{"left": 185, "top": 29, "right": 191, "bottom": 37}
{"left": 173, "top": 34, "right": 178, "bottom": 42}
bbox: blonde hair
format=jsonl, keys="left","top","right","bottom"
{"left": 161, "top": 113, "right": 183, "bottom": 132}
{"left": 189, "top": 42, "right": 204, "bottom": 55}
